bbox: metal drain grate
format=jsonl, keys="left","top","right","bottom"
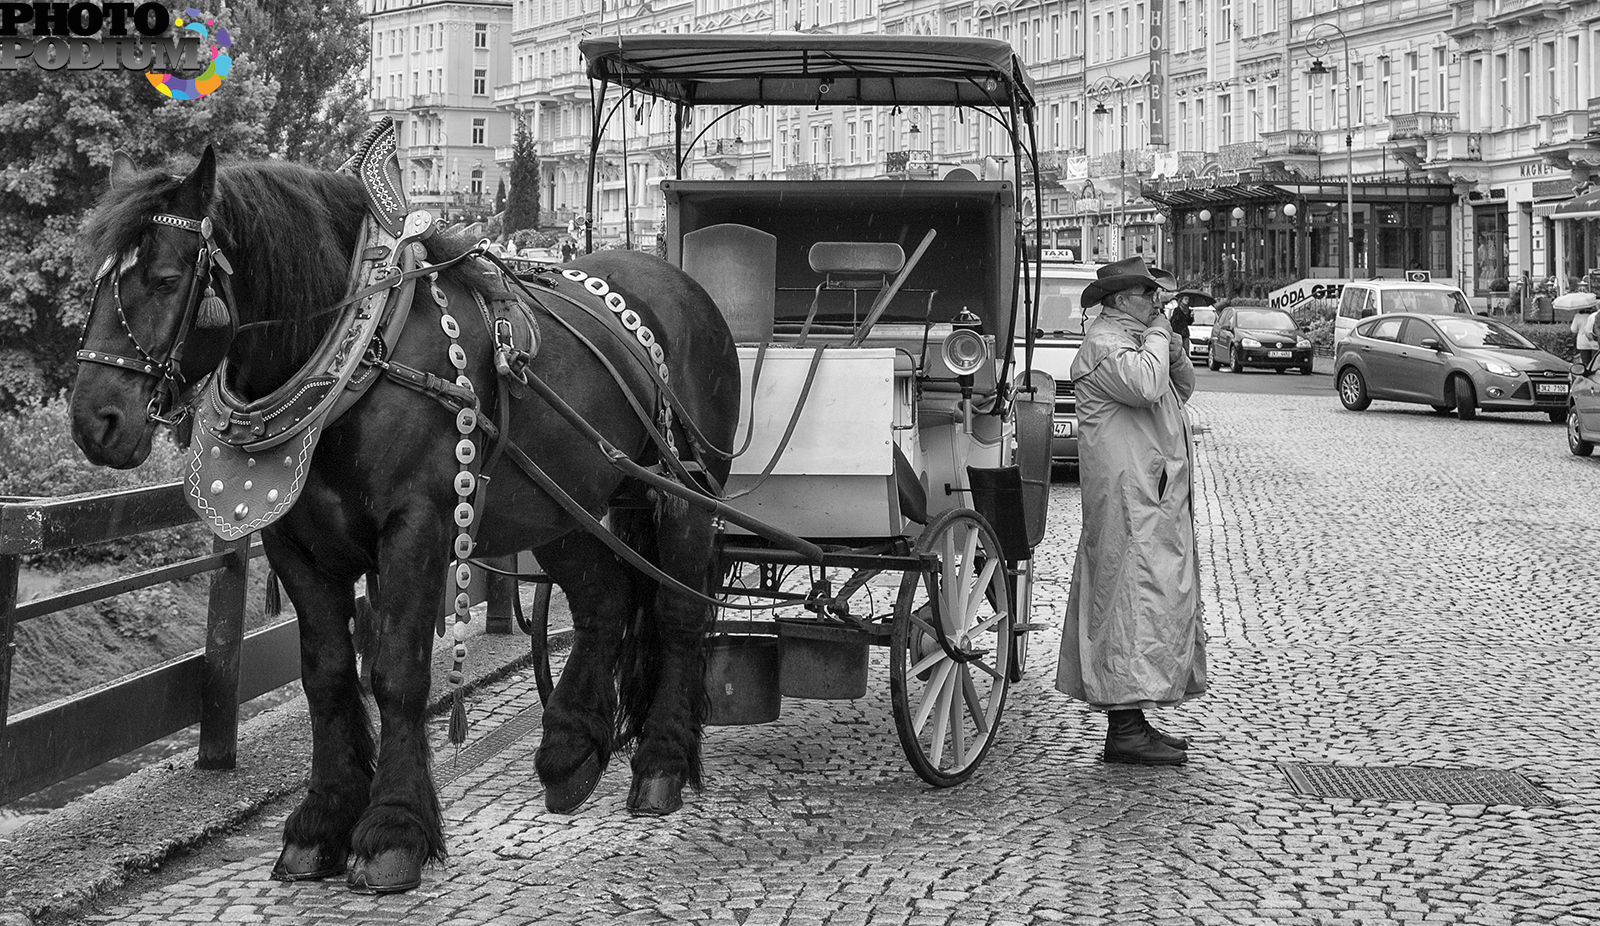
{"left": 435, "top": 702, "right": 544, "bottom": 786}
{"left": 1279, "top": 763, "right": 1555, "bottom": 805}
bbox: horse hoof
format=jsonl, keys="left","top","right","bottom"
{"left": 346, "top": 849, "right": 424, "bottom": 894}
{"left": 626, "top": 772, "right": 684, "bottom": 816}
{"left": 543, "top": 751, "right": 605, "bottom": 814}
{"left": 271, "top": 843, "right": 346, "bottom": 882}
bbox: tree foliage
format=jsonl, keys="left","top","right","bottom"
{"left": 504, "top": 121, "right": 542, "bottom": 236}
{"left": 0, "top": 0, "right": 368, "bottom": 410}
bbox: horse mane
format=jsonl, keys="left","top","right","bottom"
{"left": 82, "top": 156, "right": 500, "bottom": 363}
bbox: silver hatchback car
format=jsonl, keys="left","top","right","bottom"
{"left": 1334, "top": 313, "right": 1569, "bottom": 421}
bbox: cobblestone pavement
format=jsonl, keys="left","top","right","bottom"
{"left": 63, "top": 392, "right": 1600, "bottom": 925}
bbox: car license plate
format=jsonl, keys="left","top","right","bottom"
{"left": 1536, "top": 383, "right": 1568, "bottom": 395}
{"left": 1268, "top": 350, "right": 1291, "bottom": 358}
{"left": 1052, "top": 421, "right": 1072, "bottom": 438}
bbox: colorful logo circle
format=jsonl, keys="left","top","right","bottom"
{"left": 147, "top": 8, "right": 232, "bottom": 101}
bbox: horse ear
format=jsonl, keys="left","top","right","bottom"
{"left": 178, "top": 145, "right": 217, "bottom": 211}
{"left": 109, "top": 150, "right": 138, "bottom": 188}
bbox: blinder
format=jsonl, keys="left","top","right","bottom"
{"left": 77, "top": 212, "right": 236, "bottom": 425}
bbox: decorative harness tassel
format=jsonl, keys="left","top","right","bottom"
{"left": 196, "top": 286, "right": 230, "bottom": 329}
{"left": 435, "top": 272, "right": 479, "bottom": 752}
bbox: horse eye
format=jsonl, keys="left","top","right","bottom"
{"left": 151, "top": 275, "right": 181, "bottom": 294}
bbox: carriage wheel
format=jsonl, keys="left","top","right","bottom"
{"left": 890, "top": 509, "right": 1013, "bottom": 787}
{"left": 519, "top": 580, "right": 556, "bottom": 705}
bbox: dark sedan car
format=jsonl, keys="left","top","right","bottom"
{"left": 1206, "top": 307, "right": 1315, "bottom": 374}
{"left": 1334, "top": 313, "right": 1569, "bottom": 421}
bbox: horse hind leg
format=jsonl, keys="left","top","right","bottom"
{"left": 265, "top": 535, "right": 373, "bottom": 883}
{"left": 532, "top": 530, "right": 636, "bottom": 813}
{"left": 619, "top": 495, "right": 718, "bottom": 816}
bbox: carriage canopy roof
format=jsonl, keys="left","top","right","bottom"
{"left": 579, "top": 34, "right": 1035, "bottom": 110}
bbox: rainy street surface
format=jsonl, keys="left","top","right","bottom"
{"left": 32, "top": 381, "right": 1600, "bottom": 925}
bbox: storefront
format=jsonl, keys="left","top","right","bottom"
{"left": 1552, "top": 189, "right": 1600, "bottom": 291}
{"left": 1145, "top": 178, "right": 1456, "bottom": 291}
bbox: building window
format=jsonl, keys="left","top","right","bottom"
{"left": 472, "top": 118, "right": 486, "bottom": 145}
{"left": 1473, "top": 207, "right": 1509, "bottom": 294}
{"left": 474, "top": 68, "right": 487, "bottom": 95}
{"left": 475, "top": 23, "right": 488, "bottom": 48}
{"left": 470, "top": 168, "right": 485, "bottom": 197}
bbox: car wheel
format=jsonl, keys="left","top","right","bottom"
{"left": 1337, "top": 366, "right": 1371, "bottom": 411}
{"left": 1570, "top": 408, "right": 1595, "bottom": 457}
{"left": 1206, "top": 344, "right": 1220, "bottom": 372}
{"left": 1548, "top": 409, "right": 1565, "bottom": 424}
{"left": 1230, "top": 348, "right": 1244, "bottom": 374}
{"left": 1300, "top": 363, "right": 1315, "bottom": 376}
{"left": 1452, "top": 375, "right": 1478, "bottom": 421}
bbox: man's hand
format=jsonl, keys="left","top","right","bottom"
{"left": 1144, "top": 314, "right": 1174, "bottom": 338}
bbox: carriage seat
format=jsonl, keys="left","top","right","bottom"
{"left": 682, "top": 223, "right": 776, "bottom": 344}
{"left": 808, "top": 241, "right": 905, "bottom": 290}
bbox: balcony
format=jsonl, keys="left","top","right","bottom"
{"left": 1218, "top": 141, "right": 1264, "bottom": 172}
{"left": 1088, "top": 148, "right": 1155, "bottom": 178}
{"left": 494, "top": 146, "right": 515, "bottom": 163}
{"left": 786, "top": 161, "right": 830, "bottom": 181}
{"left": 705, "top": 138, "right": 744, "bottom": 156}
{"left": 370, "top": 96, "right": 408, "bottom": 112}
{"left": 407, "top": 145, "right": 445, "bottom": 164}
{"left": 1261, "top": 130, "right": 1320, "bottom": 157}
{"left": 410, "top": 93, "right": 446, "bottom": 110}
{"left": 1388, "top": 111, "right": 1458, "bottom": 141}
{"left": 493, "top": 84, "right": 521, "bottom": 104}
{"left": 1429, "top": 131, "right": 1484, "bottom": 162}
{"left": 884, "top": 149, "right": 933, "bottom": 177}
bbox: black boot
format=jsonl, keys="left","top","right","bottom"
{"left": 1104, "top": 709, "right": 1187, "bottom": 766}
{"left": 1142, "top": 714, "right": 1189, "bottom": 750}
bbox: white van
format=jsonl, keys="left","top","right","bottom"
{"left": 1333, "top": 280, "right": 1474, "bottom": 349}
{"left": 1013, "top": 254, "right": 1103, "bottom": 465}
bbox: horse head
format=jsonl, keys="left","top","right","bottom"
{"left": 71, "top": 146, "right": 238, "bottom": 468}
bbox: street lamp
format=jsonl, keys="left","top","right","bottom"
{"left": 1090, "top": 75, "right": 1146, "bottom": 262}
{"left": 1306, "top": 22, "right": 1356, "bottom": 278}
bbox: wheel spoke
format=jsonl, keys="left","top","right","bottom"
{"left": 949, "top": 670, "right": 967, "bottom": 767}
{"left": 968, "top": 607, "right": 1008, "bottom": 638}
{"left": 961, "top": 667, "right": 990, "bottom": 736}
{"left": 909, "top": 645, "right": 947, "bottom": 678}
{"left": 913, "top": 660, "right": 956, "bottom": 734}
{"left": 968, "top": 655, "right": 1002, "bottom": 681}
{"left": 928, "top": 666, "right": 957, "bottom": 766}
{"left": 963, "top": 556, "right": 999, "bottom": 623}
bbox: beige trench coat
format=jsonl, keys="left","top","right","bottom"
{"left": 1054, "top": 309, "right": 1208, "bottom": 710}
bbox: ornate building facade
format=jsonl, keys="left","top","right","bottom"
{"left": 401, "top": 0, "right": 1600, "bottom": 303}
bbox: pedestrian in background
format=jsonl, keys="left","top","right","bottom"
{"left": 1057, "top": 256, "right": 1207, "bottom": 767}
{"left": 1570, "top": 297, "right": 1599, "bottom": 367}
{"left": 1165, "top": 290, "right": 1215, "bottom": 357}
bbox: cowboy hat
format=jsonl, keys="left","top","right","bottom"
{"left": 1081, "top": 256, "right": 1175, "bottom": 309}
{"left": 1169, "top": 289, "right": 1216, "bottom": 306}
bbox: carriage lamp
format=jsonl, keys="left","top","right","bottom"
{"left": 943, "top": 307, "right": 989, "bottom": 398}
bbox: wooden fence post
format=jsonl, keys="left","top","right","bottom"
{"left": 0, "top": 553, "right": 19, "bottom": 734}
{"left": 198, "top": 537, "right": 249, "bottom": 770}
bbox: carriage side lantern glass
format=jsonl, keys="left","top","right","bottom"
{"left": 942, "top": 307, "right": 989, "bottom": 398}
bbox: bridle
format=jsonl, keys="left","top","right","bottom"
{"left": 76, "top": 212, "right": 235, "bottom": 426}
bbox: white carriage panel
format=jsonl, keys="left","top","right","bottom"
{"left": 722, "top": 474, "right": 900, "bottom": 538}
{"left": 730, "top": 346, "right": 896, "bottom": 477}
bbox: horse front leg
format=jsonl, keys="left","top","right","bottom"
{"left": 533, "top": 531, "right": 634, "bottom": 813}
{"left": 625, "top": 498, "right": 718, "bottom": 816}
{"left": 266, "top": 532, "right": 371, "bottom": 883}
{"left": 345, "top": 519, "right": 450, "bottom": 894}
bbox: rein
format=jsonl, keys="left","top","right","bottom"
{"left": 76, "top": 212, "right": 235, "bottom": 426}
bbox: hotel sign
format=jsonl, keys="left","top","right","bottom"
{"left": 1148, "top": 0, "right": 1165, "bottom": 146}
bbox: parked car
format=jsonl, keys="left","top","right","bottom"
{"left": 1333, "top": 279, "right": 1474, "bottom": 349}
{"left": 1187, "top": 307, "right": 1216, "bottom": 361}
{"left": 1015, "top": 260, "right": 1104, "bottom": 466}
{"left": 1334, "top": 313, "right": 1569, "bottom": 421}
{"left": 1570, "top": 353, "right": 1600, "bottom": 455}
{"left": 1206, "top": 307, "right": 1315, "bottom": 374}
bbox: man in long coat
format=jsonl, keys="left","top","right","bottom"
{"left": 1055, "top": 256, "right": 1207, "bottom": 766}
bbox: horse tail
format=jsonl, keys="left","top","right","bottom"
{"left": 610, "top": 492, "right": 714, "bottom": 791}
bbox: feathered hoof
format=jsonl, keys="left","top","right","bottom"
{"left": 542, "top": 751, "right": 604, "bottom": 814}
{"left": 270, "top": 843, "right": 346, "bottom": 882}
{"left": 626, "top": 772, "right": 684, "bottom": 816}
{"left": 346, "top": 849, "right": 425, "bottom": 894}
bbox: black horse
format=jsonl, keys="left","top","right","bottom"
{"left": 69, "top": 148, "right": 739, "bottom": 892}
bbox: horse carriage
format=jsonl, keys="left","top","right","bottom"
{"left": 67, "top": 33, "right": 1053, "bottom": 894}
{"left": 563, "top": 33, "right": 1056, "bottom": 787}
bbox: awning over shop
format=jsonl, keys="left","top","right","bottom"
{"left": 1553, "top": 189, "right": 1600, "bottom": 220}
{"left": 1141, "top": 183, "right": 1288, "bottom": 207}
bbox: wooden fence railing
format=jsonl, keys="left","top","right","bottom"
{"left": 0, "top": 481, "right": 291, "bottom": 805}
